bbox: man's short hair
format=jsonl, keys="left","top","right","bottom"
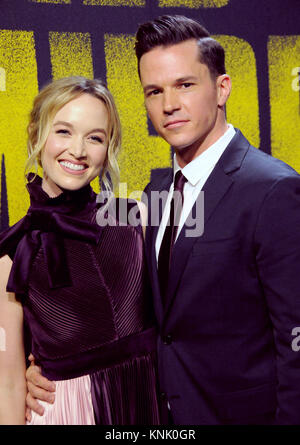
{"left": 135, "top": 15, "right": 226, "bottom": 79}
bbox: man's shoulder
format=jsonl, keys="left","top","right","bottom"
{"left": 229, "top": 130, "right": 299, "bottom": 185}
{"left": 243, "top": 143, "right": 299, "bottom": 183}
{"left": 143, "top": 167, "right": 173, "bottom": 194}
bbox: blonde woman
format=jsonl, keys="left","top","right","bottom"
{"left": 0, "top": 77, "right": 160, "bottom": 425}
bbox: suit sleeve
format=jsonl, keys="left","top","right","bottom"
{"left": 142, "top": 182, "right": 151, "bottom": 207}
{"left": 254, "top": 175, "right": 300, "bottom": 424}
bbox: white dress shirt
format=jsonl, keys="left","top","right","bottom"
{"left": 155, "top": 124, "right": 236, "bottom": 262}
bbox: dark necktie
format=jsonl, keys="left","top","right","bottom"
{"left": 158, "top": 170, "right": 187, "bottom": 302}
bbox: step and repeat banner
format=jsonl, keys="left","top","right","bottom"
{"left": 0, "top": 0, "right": 299, "bottom": 229}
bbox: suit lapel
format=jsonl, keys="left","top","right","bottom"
{"left": 163, "top": 165, "right": 233, "bottom": 315}
{"left": 145, "top": 168, "right": 173, "bottom": 324}
{"left": 163, "top": 130, "right": 250, "bottom": 317}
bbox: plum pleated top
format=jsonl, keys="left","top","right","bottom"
{"left": 0, "top": 175, "right": 161, "bottom": 425}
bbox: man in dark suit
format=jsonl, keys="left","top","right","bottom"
{"left": 26, "top": 15, "right": 300, "bottom": 425}
{"left": 135, "top": 15, "right": 300, "bottom": 424}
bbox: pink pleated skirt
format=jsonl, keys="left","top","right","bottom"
{"left": 27, "top": 329, "right": 161, "bottom": 425}
{"left": 27, "top": 374, "right": 96, "bottom": 425}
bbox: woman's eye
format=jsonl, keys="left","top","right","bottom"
{"left": 56, "top": 129, "right": 70, "bottom": 135}
{"left": 90, "top": 135, "right": 103, "bottom": 143}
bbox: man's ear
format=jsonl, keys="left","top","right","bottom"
{"left": 217, "top": 74, "right": 231, "bottom": 107}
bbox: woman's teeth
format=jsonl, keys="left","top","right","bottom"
{"left": 60, "top": 161, "right": 86, "bottom": 171}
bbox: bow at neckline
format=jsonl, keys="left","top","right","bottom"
{"left": 0, "top": 174, "right": 102, "bottom": 294}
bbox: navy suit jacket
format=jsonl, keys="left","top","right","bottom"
{"left": 143, "top": 130, "right": 300, "bottom": 425}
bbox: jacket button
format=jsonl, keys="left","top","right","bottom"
{"left": 163, "top": 334, "right": 172, "bottom": 345}
{"left": 160, "top": 392, "right": 167, "bottom": 400}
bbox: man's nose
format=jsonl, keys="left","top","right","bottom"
{"left": 162, "top": 90, "right": 180, "bottom": 114}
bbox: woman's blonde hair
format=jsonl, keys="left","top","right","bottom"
{"left": 25, "top": 76, "right": 121, "bottom": 192}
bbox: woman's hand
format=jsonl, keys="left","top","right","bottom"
{"left": 25, "top": 353, "right": 56, "bottom": 422}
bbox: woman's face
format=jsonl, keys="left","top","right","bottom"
{"left": 41, "top": 93, "right": 109, "bottom": 197}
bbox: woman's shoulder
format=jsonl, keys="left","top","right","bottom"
{"left": 0, "top": 254, "right": 12, "bottom": 276}
{"left": 0, "top": 217, "right": 27, "bottom": 261}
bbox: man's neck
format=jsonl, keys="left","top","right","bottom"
{"left": 176, "top": 121, "right": 229, "bottom": 168}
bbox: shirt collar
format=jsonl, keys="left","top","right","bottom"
{"left": 173, "top": 124, "right": 236, "bottom": 186}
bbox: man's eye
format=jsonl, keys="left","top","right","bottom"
{"left": 180, "top": 83, "right": 193, "bottom": 88}
{"left": 147, "top": 89, "right": 160, "bottom": 97}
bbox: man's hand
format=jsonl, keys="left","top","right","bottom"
{"left": 25, "top": 354, "right": 56, "bottom": 422}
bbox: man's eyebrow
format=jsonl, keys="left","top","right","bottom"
{"left": 143, "top": 84, "right": 161, "bottom": 93}
{"left": 175, "top": 76, "right": 198, "bottom": 83}
{"left": 143, "top": 76, "right": 198, "bottom": 93}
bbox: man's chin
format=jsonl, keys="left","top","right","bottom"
{"left": 172, "top": 142, "right": 198, "bottom": 153}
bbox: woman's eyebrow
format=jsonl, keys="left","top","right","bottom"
{"left": 54, "top": 121, "right": 107, "bottom": 136}
{"left": 53, "top": 121, "right": 73, "bottom": 128}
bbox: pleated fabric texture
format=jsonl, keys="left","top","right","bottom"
{"left": 0, "top": 176, "right": 161, "bottom": 425}
{"left": 27, "top": 375, "right": 95, "bottom": 425}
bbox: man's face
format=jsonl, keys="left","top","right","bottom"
{"left": 140, "top": 39, "right": 229, "bottom": 164}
